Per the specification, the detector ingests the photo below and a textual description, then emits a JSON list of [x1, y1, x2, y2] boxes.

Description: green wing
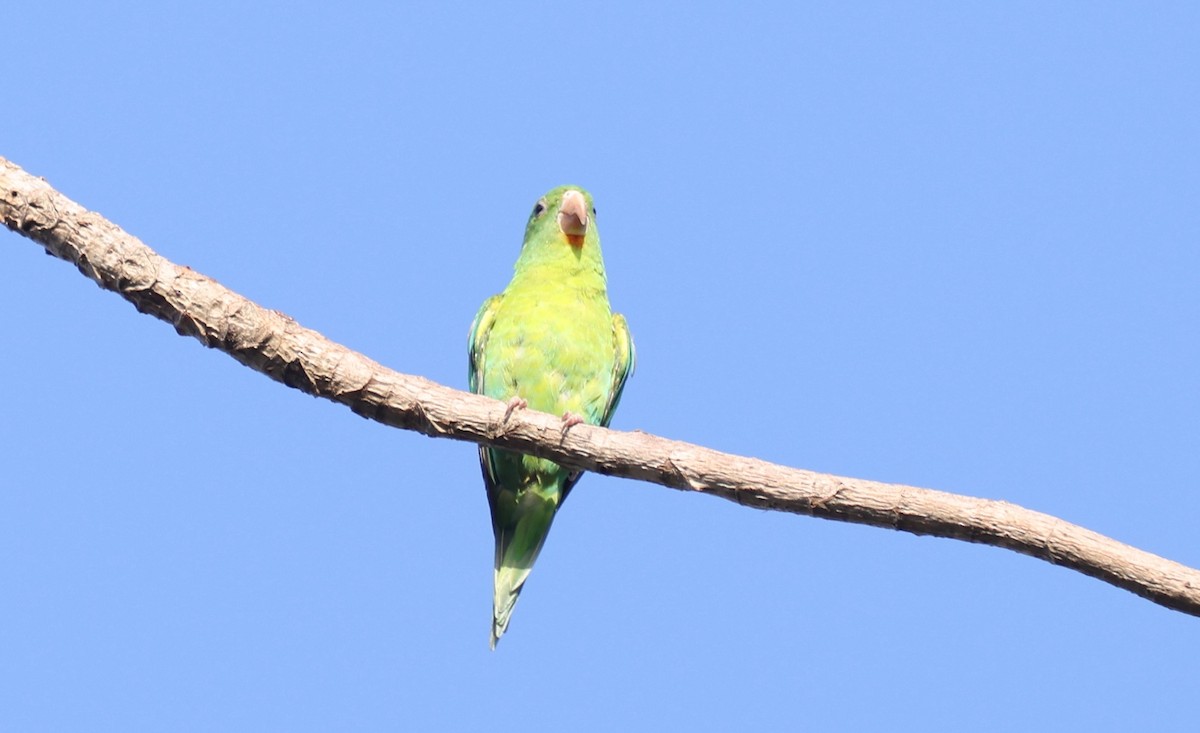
[[468, 294, 502, 396], [601, 312, 636, 428], [468, 294, 504, 494], [561, 312, 635, 500]]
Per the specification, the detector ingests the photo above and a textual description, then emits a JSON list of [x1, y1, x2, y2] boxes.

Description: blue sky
[[3, 3, 1198, 730]]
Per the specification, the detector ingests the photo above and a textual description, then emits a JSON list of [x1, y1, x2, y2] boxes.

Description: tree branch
[[3, 155, 1197, 617]]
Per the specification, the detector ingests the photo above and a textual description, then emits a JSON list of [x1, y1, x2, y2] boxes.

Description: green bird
[[468, 186, 635, 648]]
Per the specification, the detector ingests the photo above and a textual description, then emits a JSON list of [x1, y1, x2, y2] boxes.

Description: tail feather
[[489, 488, 559, 649], [491, 563, 533, 649]]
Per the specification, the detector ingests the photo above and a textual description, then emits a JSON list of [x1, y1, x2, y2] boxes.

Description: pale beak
[[557, 190, 589, 237]]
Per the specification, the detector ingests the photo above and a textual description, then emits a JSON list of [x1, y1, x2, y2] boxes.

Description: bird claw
[[559, 411, 585, 437], [503, 396, 528, 423]]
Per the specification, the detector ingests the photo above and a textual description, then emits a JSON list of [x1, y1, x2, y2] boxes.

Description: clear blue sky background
[[3, 3, 1198, 730]]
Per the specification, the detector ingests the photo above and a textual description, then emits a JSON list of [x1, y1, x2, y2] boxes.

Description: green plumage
[[468, 186, 634, 648]]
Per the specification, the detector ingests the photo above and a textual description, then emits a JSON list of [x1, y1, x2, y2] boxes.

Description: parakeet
[[468, 186, 635, 649]]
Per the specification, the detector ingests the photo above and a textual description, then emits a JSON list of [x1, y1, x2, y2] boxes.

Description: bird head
[[524, 185, 597, 250]]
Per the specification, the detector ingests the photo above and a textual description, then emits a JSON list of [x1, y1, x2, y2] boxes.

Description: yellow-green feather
[[468, 186, 634, 648]]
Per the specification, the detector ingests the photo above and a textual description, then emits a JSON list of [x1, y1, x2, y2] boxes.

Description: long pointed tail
[[491, 563, 533, 649], [490, 492, 559, 649]]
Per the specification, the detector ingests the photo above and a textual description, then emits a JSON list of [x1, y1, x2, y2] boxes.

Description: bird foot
[[503, 396, 528, 423], [559, 411, 585, 437]]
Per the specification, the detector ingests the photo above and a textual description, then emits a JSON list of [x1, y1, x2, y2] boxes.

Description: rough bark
[[3, 155, 1197, 616]]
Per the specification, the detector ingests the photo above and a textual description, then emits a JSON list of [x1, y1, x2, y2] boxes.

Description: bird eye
[[592, 206, 597, 217], [532, 200, 548, 218]]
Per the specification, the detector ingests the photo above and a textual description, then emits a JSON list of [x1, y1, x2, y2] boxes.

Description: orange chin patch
[[565, 234, 585, 248]]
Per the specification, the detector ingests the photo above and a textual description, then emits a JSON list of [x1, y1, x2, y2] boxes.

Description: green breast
[[482, 280, 615, 426]]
